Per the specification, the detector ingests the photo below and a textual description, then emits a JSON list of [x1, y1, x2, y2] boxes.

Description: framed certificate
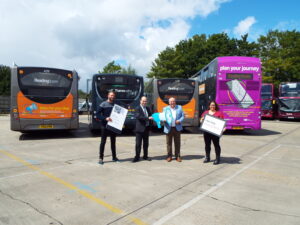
[[200, 114, 226, 137]]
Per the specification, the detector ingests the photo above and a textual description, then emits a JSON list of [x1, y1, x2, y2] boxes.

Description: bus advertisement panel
[[146, 79, 199, 127], [193, 56, 262, 130], [261, 83, 277, 119], [278, 82, 300, 119], [10, 66, 79, 131], [88, 74, 144, 131]]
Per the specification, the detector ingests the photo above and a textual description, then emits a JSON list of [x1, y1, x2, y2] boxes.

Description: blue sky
[[189, 0, 300, 40], [0, 0, 299, 91]]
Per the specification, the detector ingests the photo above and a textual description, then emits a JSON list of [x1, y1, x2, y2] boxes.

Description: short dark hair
[[207, 100, 219, 111], [107, 91, 116, 96]]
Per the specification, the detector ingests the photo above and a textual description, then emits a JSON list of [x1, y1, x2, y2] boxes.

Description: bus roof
[[92, 73, 143, 78], [216, 56, 261, 63], [14, 66, 74, 73], [279, 82, 300, 85]]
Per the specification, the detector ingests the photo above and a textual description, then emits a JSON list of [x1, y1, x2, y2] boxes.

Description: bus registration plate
[[232, 126, 244, 130], [39, 125, 54, 129]]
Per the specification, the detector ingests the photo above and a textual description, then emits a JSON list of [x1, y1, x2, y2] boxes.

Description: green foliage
[[99, 61, 137, 75], [0, 65, 11, 96], [147, 33, 260, 79], [120, 65, 137, 75], [99, 61, 122, 74], [78, 89, 87, 99], [147, 30, 300, 87], [258, 30, 300, 86]]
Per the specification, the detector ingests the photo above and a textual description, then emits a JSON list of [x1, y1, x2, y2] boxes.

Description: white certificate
[[106, 104, 128, 134], [200, 114, 226, 137]]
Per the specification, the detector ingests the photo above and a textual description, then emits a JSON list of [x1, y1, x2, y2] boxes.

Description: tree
[[0, 65, 10, 96], [99, 61, 137, 75], [120, 65, 137, 75], [258, 30, 300, 85], [147, 33, 260, 79], [147, 47, 179, 78], [78, 89, 87, 99], [99, 61, 122, 74], [235, 34, 259, 56]]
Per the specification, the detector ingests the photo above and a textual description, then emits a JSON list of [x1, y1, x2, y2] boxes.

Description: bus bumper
[[278, 112, 300, 119], [15, 118, 78, 131], [261, 110, 275, 119]]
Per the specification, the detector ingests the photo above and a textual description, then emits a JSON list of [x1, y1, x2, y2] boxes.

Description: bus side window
[[209, 65, 215, 78], [203, 67, 209, 81]]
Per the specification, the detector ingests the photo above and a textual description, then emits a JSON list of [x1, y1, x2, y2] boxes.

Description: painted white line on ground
[[152, 145, 281, 225]]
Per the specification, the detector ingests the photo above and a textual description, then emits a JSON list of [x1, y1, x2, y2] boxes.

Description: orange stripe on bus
[[17, 91, 74, 119]]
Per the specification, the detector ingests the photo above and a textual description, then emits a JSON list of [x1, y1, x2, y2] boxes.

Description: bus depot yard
[[0, 115, 300, 225]]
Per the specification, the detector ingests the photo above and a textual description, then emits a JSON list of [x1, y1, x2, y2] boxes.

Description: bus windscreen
[[280, 83, 300, 97], [261, 84, 272, 99], [18, 72, 72, 104], [96, 76, 141, 100], [158, 79, 195, 104]]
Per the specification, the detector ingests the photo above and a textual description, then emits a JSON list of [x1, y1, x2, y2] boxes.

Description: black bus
[[88, 74, 144, 132]]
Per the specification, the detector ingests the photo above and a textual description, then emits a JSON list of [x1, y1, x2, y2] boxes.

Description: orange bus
[[145, 78, 199, 127], [10, 66, 79, 132]]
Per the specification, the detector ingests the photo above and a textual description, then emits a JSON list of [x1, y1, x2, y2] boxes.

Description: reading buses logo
[[34, 78, 59, 84], [25, 103, 38, 114]]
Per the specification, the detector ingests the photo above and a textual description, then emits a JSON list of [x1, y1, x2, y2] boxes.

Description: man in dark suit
[[133, 96, 153, 162]]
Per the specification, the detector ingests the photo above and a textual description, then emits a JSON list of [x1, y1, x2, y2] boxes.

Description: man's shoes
[[113, 158, 120, 163], [166, 157, 172, 162], [98, 159, 104, 165], [203, 157, 210, 163], [213, 157, 220, 165], [132, 158, 139, 163], [176, 157, 182, 162], [143, 157, 152, 161]]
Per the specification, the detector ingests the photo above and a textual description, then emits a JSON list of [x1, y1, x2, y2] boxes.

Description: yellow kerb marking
[[0, 149, 147, 225]]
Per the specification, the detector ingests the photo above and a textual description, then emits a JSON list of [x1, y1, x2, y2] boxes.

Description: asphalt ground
[[0, 115, 299, 225]]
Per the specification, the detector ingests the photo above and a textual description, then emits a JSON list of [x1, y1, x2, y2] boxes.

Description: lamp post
[[86, 78, 92, 94]]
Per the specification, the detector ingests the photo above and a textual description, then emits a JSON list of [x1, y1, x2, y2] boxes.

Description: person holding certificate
[[200, 100, 224, 165], [163, 97, 185, 162], [97, 91, 119, 164], [133, 96, 153, 162]]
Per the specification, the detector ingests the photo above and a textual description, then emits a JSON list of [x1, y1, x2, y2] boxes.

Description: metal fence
[[0, 96, 10, 114]]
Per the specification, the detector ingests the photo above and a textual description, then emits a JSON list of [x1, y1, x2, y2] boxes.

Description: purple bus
[[192, 56, 262, 130]]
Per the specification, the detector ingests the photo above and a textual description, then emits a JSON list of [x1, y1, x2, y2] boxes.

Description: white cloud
[[0, 0, 230, 90], [274, 20, 300, 31], [233, 16, 257, 37]]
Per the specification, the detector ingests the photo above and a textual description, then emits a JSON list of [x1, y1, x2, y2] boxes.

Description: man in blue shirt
[[163, 97, 184, 162]]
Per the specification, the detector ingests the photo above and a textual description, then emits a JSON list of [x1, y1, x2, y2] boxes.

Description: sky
[[0, 0, 299, 91]]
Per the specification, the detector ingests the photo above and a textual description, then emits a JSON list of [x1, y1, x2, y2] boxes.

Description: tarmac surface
[[0, 115, 300, 225]]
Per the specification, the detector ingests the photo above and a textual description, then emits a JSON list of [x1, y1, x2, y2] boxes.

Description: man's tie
[[143, 107, 149, 126], [142, 107, 147, 116]]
